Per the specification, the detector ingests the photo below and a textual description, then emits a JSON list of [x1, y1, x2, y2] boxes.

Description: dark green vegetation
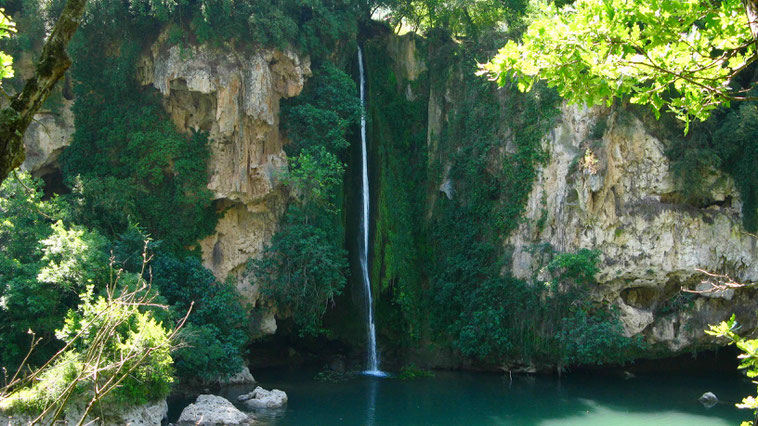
[[364, 35, 428, 345], [0, 173, 245, 390], [664, 96, 758, 232], [84, 0, 360, 57], [0, 175, 175, 419], [361, 28, 642, 369], [4, 1, 753, 419], [379, 0, 527, 37], [0, 0, 252, 393], [248, 63, 360, 337], [423, 44, 641, 367]]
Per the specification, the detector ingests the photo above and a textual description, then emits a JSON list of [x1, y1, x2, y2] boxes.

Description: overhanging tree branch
[[0, 0, 87, 184]]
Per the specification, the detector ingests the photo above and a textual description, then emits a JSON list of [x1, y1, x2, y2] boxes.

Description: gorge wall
[[506, 104, 758, 353], [19, 24, 758, 366], [138, 34, 312, 336]]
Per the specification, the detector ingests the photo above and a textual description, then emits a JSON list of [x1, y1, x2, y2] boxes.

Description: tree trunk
[[0, 0, 87, 184], [745, 0, 758, 40]]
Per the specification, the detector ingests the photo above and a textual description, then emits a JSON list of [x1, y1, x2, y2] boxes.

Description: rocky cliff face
[[139, 35, 311, 335], [13, 50, 75, 177], [506, 104, 758, 353], [21, 25, 757, 356], [19, 33, 309, 336]]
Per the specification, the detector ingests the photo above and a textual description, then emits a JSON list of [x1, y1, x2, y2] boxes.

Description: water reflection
[[244, 368, 753, 425], [366, 376, 379, 426]]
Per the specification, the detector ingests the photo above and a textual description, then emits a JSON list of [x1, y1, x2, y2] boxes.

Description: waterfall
[[358, 46, 384, 376]]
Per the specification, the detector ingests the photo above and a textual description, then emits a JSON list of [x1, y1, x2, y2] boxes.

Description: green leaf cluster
[[0, 174, 111, 370], [0, 8, 15, 84], [380, 0, 524, 38], [483, 0, 756, 129], [707, 315, 758, 425]]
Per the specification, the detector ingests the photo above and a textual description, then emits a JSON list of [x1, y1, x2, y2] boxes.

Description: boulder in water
[[238, 386, 288, 409], [177, 394, 250, 425], [698, 392, 718, 409]]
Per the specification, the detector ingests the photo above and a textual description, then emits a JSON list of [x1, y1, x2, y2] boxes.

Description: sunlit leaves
[[0, 8, 15, 84], [482, 0, 757, 129], [707, 314, 758, 422]]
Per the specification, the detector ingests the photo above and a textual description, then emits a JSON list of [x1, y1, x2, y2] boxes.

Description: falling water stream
[[357, 47, 384, 377]]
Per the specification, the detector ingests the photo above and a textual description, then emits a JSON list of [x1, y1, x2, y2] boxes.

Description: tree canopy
[[482, 0, 758, 129]]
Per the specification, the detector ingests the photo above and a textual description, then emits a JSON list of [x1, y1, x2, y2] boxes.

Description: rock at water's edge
[[238, 386, 288, 409], [177, 394, 250, 425], [698, 392, 718, 409]]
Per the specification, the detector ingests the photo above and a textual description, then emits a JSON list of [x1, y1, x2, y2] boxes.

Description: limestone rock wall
[[16, 34, 308, 336], [507, 104, 758, 353], [20, 98, 74, 176], [139, 37, 311, 335], [13, 49, 75, 177]]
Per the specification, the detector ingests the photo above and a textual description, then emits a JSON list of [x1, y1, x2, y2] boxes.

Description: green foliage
[[546, 249, 599, 286], [314, 366, 353, 383], [364, 38, 427, 343], [249, 63, 359, 337], [420, 39, 640, 368], [251, 211, 349, 337], [0, 173, 69, 368], [381, 0, 524, 38], [90, 0, 360, 57], [0, 8, 14, 84], [483, 0, 756, 128], [665, 94, 758, 231], [0, 173, 238, 390], [707, 315, 758, 425], [37, 221, 110, 291], [558, 307, 643, 366], [398, 363, 434, 380], [1, 283, 174, 417], [56, 287, 174, 405], [152, 255, 248, 383], [61, 31, 217, 253]]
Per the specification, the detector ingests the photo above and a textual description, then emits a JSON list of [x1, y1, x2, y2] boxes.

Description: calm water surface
[[177, 368, 755, 425]]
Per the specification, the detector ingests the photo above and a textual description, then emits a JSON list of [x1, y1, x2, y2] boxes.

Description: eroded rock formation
[[139, 35, 312, 335], [507, 104, 758, 352]]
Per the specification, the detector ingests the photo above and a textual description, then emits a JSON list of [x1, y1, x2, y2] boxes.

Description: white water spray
[[358, 47, 384, 376]]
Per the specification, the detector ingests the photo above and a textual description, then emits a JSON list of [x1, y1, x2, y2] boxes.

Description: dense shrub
[[0, 284, 174, 417], [0, 174, 67, 368], [152, 255, 249, 382]]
